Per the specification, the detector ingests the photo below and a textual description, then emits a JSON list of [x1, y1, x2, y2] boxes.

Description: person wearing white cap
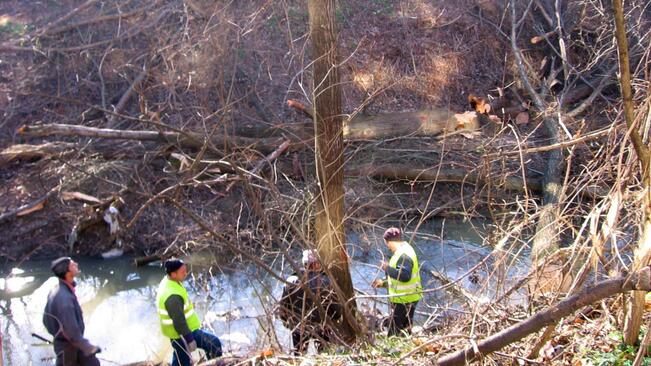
[[277, 249, 341, 354], [42, 257, 101, 366]]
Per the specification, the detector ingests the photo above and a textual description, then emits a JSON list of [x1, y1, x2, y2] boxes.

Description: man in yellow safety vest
[[372, 227, 422, 336], [156, 258, 223, 366]]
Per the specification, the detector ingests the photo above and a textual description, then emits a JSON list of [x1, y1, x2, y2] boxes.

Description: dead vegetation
[[1, 0, 651, 365]]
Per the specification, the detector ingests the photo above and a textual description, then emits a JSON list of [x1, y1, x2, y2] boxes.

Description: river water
[[0, 219, 527, 365]]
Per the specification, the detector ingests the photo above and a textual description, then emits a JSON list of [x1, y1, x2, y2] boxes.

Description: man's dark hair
[[164, 258, 184, 275], [51, 257, 72, 278], [383, 227, 402, 241]]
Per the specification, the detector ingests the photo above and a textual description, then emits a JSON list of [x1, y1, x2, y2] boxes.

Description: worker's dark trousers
[[387, 301, 417, 336], [171, 329, 222, 366], [53, 340, 100, 366]]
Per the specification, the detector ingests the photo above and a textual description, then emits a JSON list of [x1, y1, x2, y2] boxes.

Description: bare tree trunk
[[625, 186, 651, 344], [308, 0, 360, 341], [509, 0, 566, 296], [612, 0, 651, 346], [531, 117, 564, 272]]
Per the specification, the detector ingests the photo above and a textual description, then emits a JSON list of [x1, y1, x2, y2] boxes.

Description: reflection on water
[[1, 219, 528, 365]]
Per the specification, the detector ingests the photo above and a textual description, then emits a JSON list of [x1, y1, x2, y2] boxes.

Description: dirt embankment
[[0, 0, 614, 262]]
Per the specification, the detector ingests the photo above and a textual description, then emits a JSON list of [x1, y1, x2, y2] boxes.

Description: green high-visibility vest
[[387, 242, 422, 304], [156, 276, 201, 339]]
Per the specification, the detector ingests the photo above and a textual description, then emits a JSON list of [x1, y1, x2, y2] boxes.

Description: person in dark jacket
[[155, 258, 223, 366], [277, 249, 341, 354], [42, 257, 101, 366], [372, 227, 423, 336]]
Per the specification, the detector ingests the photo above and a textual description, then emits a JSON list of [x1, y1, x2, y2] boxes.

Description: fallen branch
[[107, 66, 150, 129], [0, 187, 59, 224], [224, 140, 291, 193], [132, 255, 161, 267], [251, 140, 291, 175], [41, 8, 146, 37], [485, 126, 615, 158], [0, 142, 75, 167], [18, 123, 299, 154], [36, 0, 100, 36], [434, 267, 651, 365], [287, 99, 314, 119]]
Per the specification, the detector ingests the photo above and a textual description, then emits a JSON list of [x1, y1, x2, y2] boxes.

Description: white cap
[[302, 249, 318, 266]]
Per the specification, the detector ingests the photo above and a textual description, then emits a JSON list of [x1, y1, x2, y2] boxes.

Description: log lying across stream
[[17, 108, 482, 152], [352, 163, 608, 198]]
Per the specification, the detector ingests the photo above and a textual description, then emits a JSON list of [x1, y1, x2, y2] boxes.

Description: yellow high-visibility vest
[[155, 276, 201, 339], [387, 243, 422, 303]]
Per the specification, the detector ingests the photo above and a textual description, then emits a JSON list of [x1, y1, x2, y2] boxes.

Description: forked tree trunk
[[308, 0, 359, 341]]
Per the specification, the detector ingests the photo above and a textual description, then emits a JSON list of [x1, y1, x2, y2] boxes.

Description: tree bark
[[434, 267, 651, 366], [308, 0, 360, 341], [344, 110, 479, 139], [531, 117, 564, 266]]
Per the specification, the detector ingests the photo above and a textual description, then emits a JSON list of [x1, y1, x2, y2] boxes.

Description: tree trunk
[[531, 117, 564, 272], [613, 0, 651, 345], [308, 0, 360, 341], [625, 180, 651, 344]]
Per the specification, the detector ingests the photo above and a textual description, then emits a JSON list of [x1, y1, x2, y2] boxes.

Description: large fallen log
[[344, 109, 479, 139], [18, 124, 299, 154], [286, 99, 482, 139], [353, 163, 608, 198], [19, 108, 481, 154], [236, 111, 481, 140], [352, 164, 542, 193]]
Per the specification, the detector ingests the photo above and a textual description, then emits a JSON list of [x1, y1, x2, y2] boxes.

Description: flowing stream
[[0, 219, 527, 365]]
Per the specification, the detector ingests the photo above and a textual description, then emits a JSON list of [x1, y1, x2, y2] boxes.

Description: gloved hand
[[182, 333, 197, 353]]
